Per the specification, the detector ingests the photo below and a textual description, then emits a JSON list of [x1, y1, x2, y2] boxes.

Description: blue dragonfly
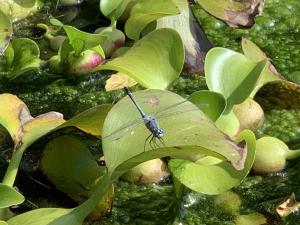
[[102, 88, 207, 150]]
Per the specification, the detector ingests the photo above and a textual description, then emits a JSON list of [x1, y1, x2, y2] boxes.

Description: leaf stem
[[2, 146, 25, 187], [74, 173, 113, 219], [286, 149, 300, 160]]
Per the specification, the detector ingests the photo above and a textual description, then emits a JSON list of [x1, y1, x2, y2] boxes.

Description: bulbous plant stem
[[286, 149, 300, 160], [73, 173, 113, 219], [2, 145, 25, 187]]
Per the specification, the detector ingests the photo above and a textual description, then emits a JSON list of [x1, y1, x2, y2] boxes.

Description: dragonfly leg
[[158, 137, 165, 147], [144, 133, 153, 151]]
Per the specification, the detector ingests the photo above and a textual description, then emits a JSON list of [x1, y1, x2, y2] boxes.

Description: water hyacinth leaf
[[0, 184, 24, 208], [7, 174, 113, 225], [215, 111, 240, 137], [58, 104, 112, 136], [40, 136, 113, 221], [0, 93, 29, 145], [188, 90, 226, 121], [157, 0, 212, 73], [195, 0, 264, 27], [205, 47, 267, 113], [1, 0, 42, 22], [61, 25, 106, 57], [4, 43, 14, 67], [7, 208, 80, 225], [0, 93, 65, 147], [168, 130, 256, 195], [21, 112, 65, 150], [0, 10, 12, 55], [103, 89, 247, 174], [10, 38, 40, 79], [95, 28, 184, 89], [125, 0, 180, 40], [100, 0, 133, 20], [241, 38, 283, 96]]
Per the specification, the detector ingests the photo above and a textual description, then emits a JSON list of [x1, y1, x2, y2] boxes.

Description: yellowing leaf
[[22, 112, 65, 149], [0, 94, 30, 145], [0, 93, 65, 148], [105, 72, 137, 91]]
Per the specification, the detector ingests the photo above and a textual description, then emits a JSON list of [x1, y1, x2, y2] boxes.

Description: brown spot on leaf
[[144, 96, 160, 107]]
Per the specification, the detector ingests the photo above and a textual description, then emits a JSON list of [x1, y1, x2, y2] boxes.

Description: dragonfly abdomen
[[144, 116, 164, 138]]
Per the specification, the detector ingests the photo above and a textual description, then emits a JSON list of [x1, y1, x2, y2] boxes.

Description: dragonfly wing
[[102, 117, 145, 141], [154, 99, 205, 120]]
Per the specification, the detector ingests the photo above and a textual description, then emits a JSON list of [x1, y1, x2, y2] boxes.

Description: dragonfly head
[[155, 128, 164, 138]]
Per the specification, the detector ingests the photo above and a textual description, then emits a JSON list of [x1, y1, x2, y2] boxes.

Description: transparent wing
[[102, 99, 204, 141]]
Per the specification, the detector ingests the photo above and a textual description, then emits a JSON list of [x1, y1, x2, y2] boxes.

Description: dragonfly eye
[[156, 129, 164, 138]]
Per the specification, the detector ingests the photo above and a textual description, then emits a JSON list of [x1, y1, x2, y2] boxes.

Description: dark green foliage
[[17, 78, 120, 118], [169, 75, 207, 97], [191, 0, 300, 77], [257, 109, 300, 145]]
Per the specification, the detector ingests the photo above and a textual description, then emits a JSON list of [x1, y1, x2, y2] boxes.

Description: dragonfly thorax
[[143, 116, 164, 138]]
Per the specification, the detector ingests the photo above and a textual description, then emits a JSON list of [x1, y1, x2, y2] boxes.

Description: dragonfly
[[102, 88, 207, 151], [123, 87, 165, 149]]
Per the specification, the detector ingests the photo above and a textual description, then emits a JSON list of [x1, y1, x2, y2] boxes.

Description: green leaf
[[62, 25, 106, 57], [0, 10, 12, 55], [157, 0, 209, 73], [215, 110, 240, 137], [40, 136, 113, 219], [205, 47, 267, 112], [102, 89, 248, 175], [95, 28, 184, 89], [168, 130, 256, 195], [241, 37, 282, 96], [125, 0, 180, 40], [9, 38, 40, 79], [0, 0, 42, 22], [188, 90, 226, 121], [50, 18, 64, 27], [100, 0, 133, 20], [0, 221, 8, 225], [4, 43, 14, 67], [0, 184, 24, 208], [58, 104, 112, 136], [7, 174, 113, 225], [7, 208, 80, 225]]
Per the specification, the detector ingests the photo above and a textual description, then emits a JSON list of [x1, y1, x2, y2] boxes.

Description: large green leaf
[[9, 38, 40, 79], [100, 0, 133, 20], [0, 221, 8, 225], [0, 184, 24, 208], [188, 90, 226, 121], [61, 25, 106, 57], [168, 130, 256, 194], [0, 10, 12, 55], [95, 28, 184, 89], [40, 136, 113, 220], [7, 174, 113, 225], [58, 104, 112, 136], [205, 47, 267, 113], [7, 208, 80, 225], [124, 0, 179, 40], [103, 89, 247, 174], [241, 37, 283, 96], [157, 0, 211, 73], [40, 136, 105, 198]]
